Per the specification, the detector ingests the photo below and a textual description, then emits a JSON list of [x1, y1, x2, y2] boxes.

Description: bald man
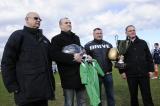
[[1, 12, 55, 106]]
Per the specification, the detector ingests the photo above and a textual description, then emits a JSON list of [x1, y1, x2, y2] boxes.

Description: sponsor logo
[[89, 44, 109, 50]]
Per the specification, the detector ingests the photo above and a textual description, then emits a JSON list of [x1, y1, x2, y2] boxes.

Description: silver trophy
[[108, 35, 130, 69], [115, 35, 130, 69]]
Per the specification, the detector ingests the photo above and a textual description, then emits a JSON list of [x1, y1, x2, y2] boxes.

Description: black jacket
[[119, 36, 154, 77], [51, 31, 84, 89], [1, 26, 55, 105], [84, 39, 113, 73]]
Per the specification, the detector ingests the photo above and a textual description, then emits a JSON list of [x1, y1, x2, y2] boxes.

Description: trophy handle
[[115, 34, 118, 47], [115, 35, 120, 54]]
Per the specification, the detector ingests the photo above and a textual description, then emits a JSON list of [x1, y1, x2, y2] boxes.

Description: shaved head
[[25, 12, 39, 20], [25, 12, 41, 29]]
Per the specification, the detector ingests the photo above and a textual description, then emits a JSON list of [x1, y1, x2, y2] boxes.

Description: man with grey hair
[[51, 17, 87, 106], [1, 12, 55, 106]]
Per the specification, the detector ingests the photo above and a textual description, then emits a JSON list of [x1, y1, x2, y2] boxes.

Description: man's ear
[[125, 32, 127, 35], [25, 17, 28, 21]]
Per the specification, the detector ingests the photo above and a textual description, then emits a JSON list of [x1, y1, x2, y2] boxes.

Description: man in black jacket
[[51, 17, 87, 106], [1, 12, 55, 106], [119, 25, 154, 106], [84, 28, 115, 106]]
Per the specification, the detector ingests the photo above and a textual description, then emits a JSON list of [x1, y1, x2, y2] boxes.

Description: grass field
[[0, 68, 160, 106]]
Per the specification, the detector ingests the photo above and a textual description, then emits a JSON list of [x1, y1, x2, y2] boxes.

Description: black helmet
[[62, 44, 83, 54]]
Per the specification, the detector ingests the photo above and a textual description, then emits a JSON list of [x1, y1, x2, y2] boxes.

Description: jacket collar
[[23, 26, 43, 41], [130, 36, 140, 43], [23, 26, 42, 35], [61, 31, 75, 37]]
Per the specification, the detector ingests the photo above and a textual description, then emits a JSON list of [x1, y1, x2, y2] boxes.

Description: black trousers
[[127, 76, 154, 106], [20, 100, 48, 106]]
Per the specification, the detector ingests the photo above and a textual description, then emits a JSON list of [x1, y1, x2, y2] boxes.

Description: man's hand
[[121, 73, 127, 79], [86, 55, 93, 61], [148, 72, 154, 78], [74, 53, 83, 63], [87, 55, 92, 59]]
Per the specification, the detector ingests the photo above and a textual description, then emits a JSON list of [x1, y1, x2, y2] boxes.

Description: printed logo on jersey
[[89, 44, 110, 50]]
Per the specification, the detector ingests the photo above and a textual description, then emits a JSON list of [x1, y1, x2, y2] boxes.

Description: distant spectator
[[52, 61, 58, 73], [151, 43, 160, 79]]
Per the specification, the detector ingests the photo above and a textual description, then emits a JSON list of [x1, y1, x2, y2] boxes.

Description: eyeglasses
[[64, 22, 71, 24], [27, 17, 42, 21], [33, 17, 42, 21]]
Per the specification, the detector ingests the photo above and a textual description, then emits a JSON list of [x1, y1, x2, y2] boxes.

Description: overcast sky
[[0, 0, 160, 57]]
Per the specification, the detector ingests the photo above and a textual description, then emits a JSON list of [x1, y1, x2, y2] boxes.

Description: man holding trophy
[[110, 25, 154, 106]]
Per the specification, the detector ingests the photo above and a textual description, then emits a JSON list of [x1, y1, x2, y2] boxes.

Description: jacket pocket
[[24, 71, 49, 99]]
